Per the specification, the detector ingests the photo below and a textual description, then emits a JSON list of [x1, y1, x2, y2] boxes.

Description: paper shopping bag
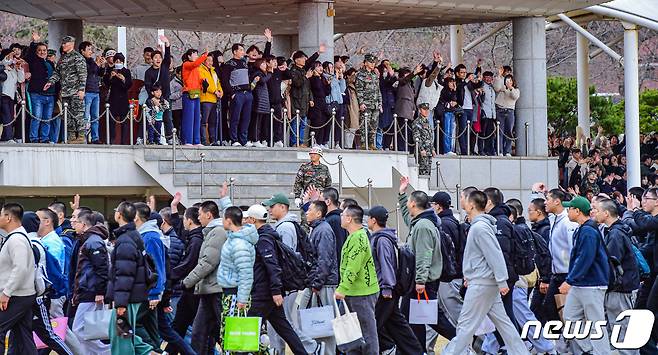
[[332, 299, 365, 352], [33, 317, 67, 349], [555, 294, 567, 321], [300, 295, 335, 338], [80, 306, 113, 340], [223, 312, 261, 352], [409, 291, 438, 325]]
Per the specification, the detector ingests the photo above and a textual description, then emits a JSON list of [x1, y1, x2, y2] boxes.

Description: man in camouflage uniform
[[44, 35, 87, 142], [293, 146, 332, 207], [413, 103, 435, 175], [355, 54, 382, 150]]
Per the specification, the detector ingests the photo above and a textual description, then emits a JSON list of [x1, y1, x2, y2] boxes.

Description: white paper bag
[[332, 299, 365, 352], [80, 307, 113, 340], [300, 304, 335, 338], [409, 297, 439, 325]]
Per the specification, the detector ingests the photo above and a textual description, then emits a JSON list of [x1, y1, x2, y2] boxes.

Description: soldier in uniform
[[44, 36, 87, 142], [413, 102, 435, 175], [355, 53, 382, 150], [293, 146, 332, 207]]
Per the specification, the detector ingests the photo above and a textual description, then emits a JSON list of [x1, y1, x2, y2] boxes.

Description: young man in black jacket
[[221, 43, 253, 146], [244, 205, 309, 355], [321, 187, 347, 272], [144, 36, 173, 143]]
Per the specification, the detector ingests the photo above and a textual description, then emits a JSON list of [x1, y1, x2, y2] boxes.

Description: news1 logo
[[521, 310, 655, 349]]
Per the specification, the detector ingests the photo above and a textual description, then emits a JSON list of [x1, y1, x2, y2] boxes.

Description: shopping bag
[[555, 294, 567, 321], [409, 291, 438, 325], [332, 299, 365, 352], [223, 310, 261, 352], [80, 306, 113, 340], [33, 317, 67, 349], [299, 294, 335, 338]]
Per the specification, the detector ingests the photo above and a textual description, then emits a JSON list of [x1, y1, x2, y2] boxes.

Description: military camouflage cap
[[364, 53, 377, 63], [309, 146, 323, 156], [61, 35, 76, 44], [418, 102, 430, 110]]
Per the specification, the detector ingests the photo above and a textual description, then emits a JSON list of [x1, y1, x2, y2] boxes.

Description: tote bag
[[332, 299, 365, 352], [299, 294, 335, 338], [409, 291, 438, 325], [223, 309, 261, 352], [80, 305, 113, 340]]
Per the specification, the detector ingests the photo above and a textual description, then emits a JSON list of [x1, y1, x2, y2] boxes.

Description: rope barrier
[[435, 122, 469, 140], [499, 129, 519, 141], [437, 164, 459, 193], [2, 106, 22, 127]]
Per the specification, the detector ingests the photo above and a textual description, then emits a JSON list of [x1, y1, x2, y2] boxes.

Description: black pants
[[479, 117, 497, 156], [136, 301, 161, 350], [543, 273, 567, 323], [638, 274, 658, 354], [191, 293, 221, 355], [395, 115, 411, 152], [165, 291, 199, 355], [249, 112, 270, 144], [248, 299, 306, 355], [220, 97, 230, 143], [309, 106, 330, 145], [270, 103, 284, 143], [0, 95, 15, 141], [172, 109, 182, 140], [156, 306, 196, 355], [375, 294, 423, 354], [30, 297, 72, 355], [0, 294, 37, 355], [530, 281, 547, 323], [334, 103, 346, 147], [400, 280, 456, 346]]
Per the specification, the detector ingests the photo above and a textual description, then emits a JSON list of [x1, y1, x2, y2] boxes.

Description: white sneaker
[[245, 141, 254, 147], [261, 140, 269, 147], [334, 144, 342, 149], [274, 141, 284, 148], [232, 142, 242, 147], [446, 151, 457, 156], [136, 137, 144, 145], [505, 153, 512, 157], [253, 141, 264, 148]]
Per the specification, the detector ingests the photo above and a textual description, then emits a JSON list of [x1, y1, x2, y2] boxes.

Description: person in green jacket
[[397, 176, 456, 346], [335, 205, 379, 355]]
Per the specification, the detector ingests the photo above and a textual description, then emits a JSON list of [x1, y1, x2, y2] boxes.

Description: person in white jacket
[[493, 67, 520, 156], [0, 53, 26, 142]]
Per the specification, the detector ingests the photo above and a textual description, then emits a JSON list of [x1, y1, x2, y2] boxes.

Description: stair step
[[174, 173, 295, 186], [187, 185, 293, 200], [160, 161, 303, 174], [144, 147, 302, 162]]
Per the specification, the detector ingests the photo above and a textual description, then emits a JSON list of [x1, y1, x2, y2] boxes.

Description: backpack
[[512, 227, 536, 276], [631, 243, 651, 278], [142, 250, 159, 291], [531, 231, 552, 279], [286, 221, 318, 273], [437, 228, 458, 282], [41, 246, 68, 299], [272, 238, 308, 292], [372, 233, 416, 296], [3, 232, 49, 296]]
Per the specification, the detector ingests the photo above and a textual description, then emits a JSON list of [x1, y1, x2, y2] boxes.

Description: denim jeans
[[29, 93, 54, 143], [289, 114, 307, 146], [84, 92, 100, 142], [442, 111, 455, 153], [497, 107, 515, 155]]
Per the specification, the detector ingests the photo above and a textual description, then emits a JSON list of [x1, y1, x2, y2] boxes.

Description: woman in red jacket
[[181, 49, 208, 145]]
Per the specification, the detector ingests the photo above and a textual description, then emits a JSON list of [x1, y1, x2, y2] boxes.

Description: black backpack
[[438, 227, 458, 282], [286, 221, 318, 273], [512, 227, 536, 276], [373, 234, 416, 296], [142, 251, 159, 290], [272, 238, 308, 292], [531, 231, 551, 279]]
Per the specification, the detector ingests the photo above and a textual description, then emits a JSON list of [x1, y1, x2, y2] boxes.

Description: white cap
[[246, 205, 268, 220]]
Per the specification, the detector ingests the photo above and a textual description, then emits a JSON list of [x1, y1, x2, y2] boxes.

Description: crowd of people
[[1, 143, 658, 355], [0, 29, 522, 157]]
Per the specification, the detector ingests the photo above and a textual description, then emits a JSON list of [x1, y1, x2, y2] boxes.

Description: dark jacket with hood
[[171, 226, 204, 292], [289, 52, 320, 117], [107, 223, 148, 307], [438, 208, 464, 279], [84, 56, 102, 93], [73, 225, 109, 304], [630, 210, 658, 272], [252, 224, 284, 302], [567, 219, 610, 287], [371, 228, 398, 297], [325, 208, 347, 272], [488, 204, 518, 285], [309, 219, 339, 290], [56, 219, 76, 298], [165, 227, 185, 297], [251, 70, 272, 114], [604, 220, 640, 293], [531, 217, 551, 244]]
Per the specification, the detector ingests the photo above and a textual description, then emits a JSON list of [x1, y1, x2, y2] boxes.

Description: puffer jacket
[[165, 228, 185, 296], [532, 217, 551, 243], [371, 227, 398, 297], [308, 219, 339, 290], [251, 71, 272, 114], [84, 56, 101, 93], [183, 219, 227, 295], [325, 208, 347, 274], [199, 64, 221, 104], [488, 204, 518, 286], [107, 223, 148, 307], [251, 224, 284, 302], [73, 225, 109, 304], [217, 224, 258, 303], [604, 220, 640, 293], [138, 220, 167, 300], [438, 209, 465, 279]]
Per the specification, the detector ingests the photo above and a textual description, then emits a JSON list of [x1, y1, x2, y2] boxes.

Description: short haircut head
[[78, 41, 93, 52], [530, 198, 547, 216], [37, 207, 59, 228], [184, 206, 201, 225], [246, 44, 260, 54], [410, 191, 431, 210], [344, 205, 364, 225], [454, 64, 466, 72], [547, 188, 568, 202], [2, 203, 24, 221], [645, 187, 658, 200], [597, 198, 619, 218], [77, 210, 95, 227], [629, 187, 645, 201], [224, 206, 243, 226], [116, 201, 136, 223], [143, 47, 154, 54], [92, 211, 105, 225], [200, 201, 220, 219], [48, 201, 67, 217], [462, 186, 478, 198], [468, 191, 488, 211], [134, 202, 151, 222], [310, 200, 328, 218], [483, 187, 504, 206], [231, 43, 244, 53], [151, 50, 162, 59], [506, 204, 518, 220], [322, 187, 339, 207], [505, 198, 523, 217], [342, 198, 359, 209], [159, 207, 173, 226]]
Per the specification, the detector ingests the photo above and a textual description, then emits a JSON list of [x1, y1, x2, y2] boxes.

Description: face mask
[[115, 63, 124, 70]]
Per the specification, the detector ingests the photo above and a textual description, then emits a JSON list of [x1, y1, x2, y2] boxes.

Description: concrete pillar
[[623, 22, 641, 188], [271, 34, 295, 58], [117, 26, 127, 62], [512, 17, 548, 156], [47, 19, 83, 51], [298, 2, 334, 62], [450, 25, 463, 65], [576, 32, 591, 138]]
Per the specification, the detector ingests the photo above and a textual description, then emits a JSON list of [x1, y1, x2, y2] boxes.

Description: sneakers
[[232, 142, 242, 147], [253, 141, 265, 148], [274, 141, 284, 148], [261, 140, 269, 147], [505, 153, 512, 157], [446, 151, 457, 156], [135, 137, 144, 145], [313, 341, 326, 355], [245, 141, 254, 147]]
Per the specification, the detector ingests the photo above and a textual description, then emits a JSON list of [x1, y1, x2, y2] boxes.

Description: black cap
[[431, 192, 451, 208], [366, 205, 388, 224]]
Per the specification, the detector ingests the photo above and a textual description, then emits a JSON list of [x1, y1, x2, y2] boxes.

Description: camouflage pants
[[62, 95, 84, 140], [419, 154, 431, 175], [358, 108, 379, 149]]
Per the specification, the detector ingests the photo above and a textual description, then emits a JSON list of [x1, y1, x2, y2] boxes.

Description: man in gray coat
[[442, 191, 529, 355]]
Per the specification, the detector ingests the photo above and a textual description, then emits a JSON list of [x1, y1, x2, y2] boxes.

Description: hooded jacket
[[217, 224, 258, 303], [629, 210, 658, 272], [604, 220, 640, 293], [488, 204, 518, 285], [182, 218, 226, 295], [308, 219, 339, 290], [165, 228, 185, 297], [171, 226, 203, 286], [274, 212, 301, 250], [73, 225, 109, 304], [399, 193, 443, 284], [107, 223, 148, 307], [566, 219, 609, 287], [531, 217, 551, 243], [251, 70, 272, 114], [325, 208, 347, 271], [252, 224, 283, 301], [549, 209, 579, 274], [138, 220, 167, 300], [463, 214, 509, 288], [371, 228, 398, 297], [438, 208, 465, 279]]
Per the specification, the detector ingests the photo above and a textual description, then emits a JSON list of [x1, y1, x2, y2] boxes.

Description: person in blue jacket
[[559, 196, 610, 355]]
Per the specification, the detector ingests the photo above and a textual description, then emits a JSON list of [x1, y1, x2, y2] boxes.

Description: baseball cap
[[104, 49, 117, 58], [562, 196, 591, 215], [366, 205, 388, 224], [61, 35, 75, 44], [309, 146, 323, 157], [262, 193, 290, 207], [246, 205, 268, 220], [431, 192, 451, 208], [364, 53, 377, 63]]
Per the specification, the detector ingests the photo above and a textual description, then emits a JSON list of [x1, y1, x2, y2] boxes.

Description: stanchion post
[[436, 161, 440, 189], [129, 104, 134, 146], [21, 100, 26, 143], [63, 102, 69, 144], [393, 114, 399, 151], [270, 108, 274, 147], [229, 177, 236, 201], [172, 128, 177, 172], [435, 120, 440, 156], [496, 121, 501, 156], [142, 104, 148, 145], [200, 152, 206, 197], [467, 121, 471, 156], [364, 112, 369, 150], [330, 108, 336, 149], [283, 109, 288, 148], [311, 131, 316, 147], [524, 122, 529, 157], [456, 183, 461, 219], [340, 116, 345, 149], [105, 103, 111, 145], [295, 110, 300, 147], [404, 118, 409, 152], [395, 203, 400, 238], [367, 178, 373, 209], [415, 138, 419, 165], [338, 155, 343, 195]]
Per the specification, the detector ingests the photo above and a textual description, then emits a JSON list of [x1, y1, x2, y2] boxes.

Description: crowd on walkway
[[0, 29, 521, 156], [1, 144, 658, 354]]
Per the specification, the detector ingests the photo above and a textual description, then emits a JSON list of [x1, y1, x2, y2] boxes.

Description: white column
[[117, 26, 127, 62], [623, 22, 641, 188], [512, 17, 548, 156], [576, 32, 591, 138], [298, 2, 334, 62], [47, 19, 83, 51], [271, 34, 294, 58], [450, 25, 463, 65]]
